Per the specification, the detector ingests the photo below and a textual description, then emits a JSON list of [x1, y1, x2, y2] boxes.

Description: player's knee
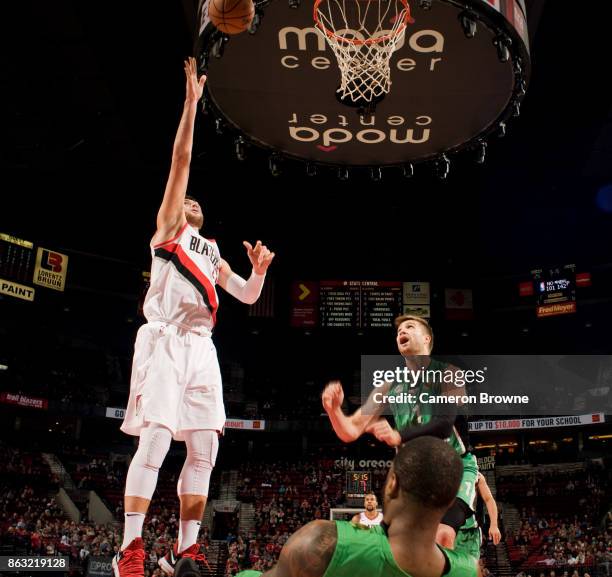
[[125, 425, 172, 499], [188, 429, 219, 467], [436, 524, 457, 549], [133, 425, 173, 471], [177, 467, 213, 497], [177, 430, 219, 496]]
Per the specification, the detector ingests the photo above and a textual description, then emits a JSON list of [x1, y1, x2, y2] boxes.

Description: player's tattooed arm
[[261, 520, 337, 577]]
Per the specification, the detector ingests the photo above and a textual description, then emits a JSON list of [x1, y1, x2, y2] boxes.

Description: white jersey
[[359, 511, 383, 527], [144, 223, 221, 332]]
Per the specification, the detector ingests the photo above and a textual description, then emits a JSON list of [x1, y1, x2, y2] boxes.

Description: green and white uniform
[[455, 467, 482, 561], [390, 359, 481, 558], [390, 359, 468, 455]]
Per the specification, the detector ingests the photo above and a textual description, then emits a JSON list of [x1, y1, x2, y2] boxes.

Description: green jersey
[[457, 453, 479, 530], [389, 358, 480, 533], [235, 521, 478, 577], [390, 358, 467, 456]]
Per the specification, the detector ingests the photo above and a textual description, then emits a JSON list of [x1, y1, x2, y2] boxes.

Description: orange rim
[[313, 0, 414, 46]]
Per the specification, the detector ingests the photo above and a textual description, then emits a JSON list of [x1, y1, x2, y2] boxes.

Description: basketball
[[208, 0, 255, 35]]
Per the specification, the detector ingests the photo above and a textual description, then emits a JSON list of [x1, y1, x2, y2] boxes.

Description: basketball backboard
[[195, 0, 530, 171]]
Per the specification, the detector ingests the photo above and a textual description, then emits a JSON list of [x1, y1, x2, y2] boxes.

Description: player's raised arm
[[154, 57, 206, 243], [322, 380, 389, 443], [217, 240, 275, 304]]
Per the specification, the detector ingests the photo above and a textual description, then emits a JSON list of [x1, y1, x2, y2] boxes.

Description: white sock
[[122, 512, 145, 550], [178, 520, 201, 553]]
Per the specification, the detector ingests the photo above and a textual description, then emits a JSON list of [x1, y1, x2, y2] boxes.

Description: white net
[[314, 0, 414, 103], [329, 508, 363, 521]]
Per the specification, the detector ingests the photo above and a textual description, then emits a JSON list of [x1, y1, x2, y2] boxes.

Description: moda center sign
[[196, 0, 529, 166]]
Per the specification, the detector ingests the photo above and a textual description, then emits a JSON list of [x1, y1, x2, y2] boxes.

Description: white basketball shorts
[[121, 321, 226, 440]]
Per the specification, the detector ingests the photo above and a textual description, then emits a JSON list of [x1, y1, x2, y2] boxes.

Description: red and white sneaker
[[159, 543, 211, 576], [158, 543, 179, 576], [112, 538, 145, 577]]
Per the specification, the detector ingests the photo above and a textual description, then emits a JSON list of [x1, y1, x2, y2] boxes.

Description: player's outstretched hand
[[367, 419, 402, 448], [322, 381, 344, 413], [184, 56, 206, 103], [243, 240, 275, 275]]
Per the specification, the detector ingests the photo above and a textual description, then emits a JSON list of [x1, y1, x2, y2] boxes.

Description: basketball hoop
[[198, 0, 532, 169], [313, 0, 415, 104]]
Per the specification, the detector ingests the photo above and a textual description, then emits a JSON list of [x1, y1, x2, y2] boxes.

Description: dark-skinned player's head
[[383, 436, 462, 524], [184, 195, 204, 229]]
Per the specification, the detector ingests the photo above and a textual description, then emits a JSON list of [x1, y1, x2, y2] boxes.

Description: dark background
[[2, 0, 612, 420], [2, 0, 611, 271]]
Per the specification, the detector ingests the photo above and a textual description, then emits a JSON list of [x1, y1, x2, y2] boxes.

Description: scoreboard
[[292, 280, 428, 329], [1, 233, 69, 301], [0, 233, 36, 301], [319, 281, 403, 328], [0, 233, 34, 284], [531, 264, 576, 318], [346, 471, 371, 499]]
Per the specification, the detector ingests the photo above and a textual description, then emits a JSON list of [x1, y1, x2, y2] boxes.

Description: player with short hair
[[322, 315, 479, 556], [351, 493, 383, 527], [112, 58, 274, 577]]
